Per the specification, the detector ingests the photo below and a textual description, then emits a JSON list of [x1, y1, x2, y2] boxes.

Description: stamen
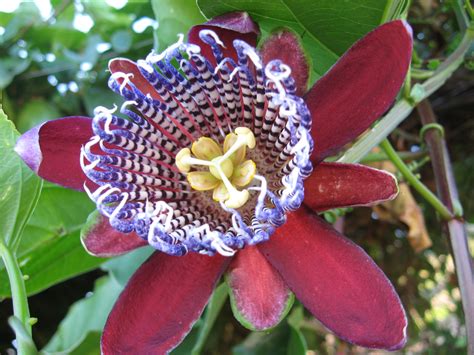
[[110, 72, 134, 94], [175, 127, 257, 209], [120, 100, 138, 112], [96, 186, 121, 206], [110, 192, 129, 221], [185, 43, 201, 58], [214, 58, 233, 75], [147, 33, 184, 63], [93, 104, 117, 117], [199, 30, 226, 48], [228, 66, 242, 82]]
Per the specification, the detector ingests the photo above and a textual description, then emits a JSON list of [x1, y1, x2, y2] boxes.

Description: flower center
[[175, 127, 257, 209], [80, 29, 314, 256]]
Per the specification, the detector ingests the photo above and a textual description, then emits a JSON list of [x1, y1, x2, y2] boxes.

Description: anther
[[110, 72, 134, 94], [199, 30, 226, 48], [175, 127, 257, 209]]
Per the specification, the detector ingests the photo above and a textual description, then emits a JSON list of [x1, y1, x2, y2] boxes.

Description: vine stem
[[379, 139, 453, 220], [0, 240, 37, 355], [417, 99, 474, 355]]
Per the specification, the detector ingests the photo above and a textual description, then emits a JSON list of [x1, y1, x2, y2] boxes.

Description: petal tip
[[81, 211, 147, 257], [385, 314, 408, 351], [261, 28, 310, 96], [15, 125, 43, 173], [108, 57, 134, 73], [400, 19, 413, 37], [206, 11, 260, 36], [388, 170, 400, 201]]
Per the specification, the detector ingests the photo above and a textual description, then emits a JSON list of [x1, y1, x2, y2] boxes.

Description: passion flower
[[15, 12, 413, 353]]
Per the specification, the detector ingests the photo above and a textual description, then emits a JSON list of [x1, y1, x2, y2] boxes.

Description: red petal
[[304, 162, 398, 212], [188, 12, 260, 65], [81, 211, 147, 257], [227, 246, 293, 330], [258, 208, 407, 350], [102, 252, 230, 353], [305, 20, 413, 161], [109, 58, 162, 101], [15, 116, 93, 191], [261, 29, 309, 96]]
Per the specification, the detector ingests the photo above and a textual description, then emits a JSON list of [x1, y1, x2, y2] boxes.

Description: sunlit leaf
[[43, 276, 122, 353], [16, 99, 61, 133], [151, 0, 205, 50], [111, 30, 133, 53], [197, 0, 405, 79], [16, 183, 95, 257], [0, 230, 106, 297], [0, 184, 99, 297], [0, 108, 42, 252]]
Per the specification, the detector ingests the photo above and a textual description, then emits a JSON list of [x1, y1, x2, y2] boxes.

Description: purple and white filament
[[80, 30, 313, 256]]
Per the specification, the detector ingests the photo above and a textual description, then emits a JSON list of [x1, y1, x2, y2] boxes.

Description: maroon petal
[[109, 58, 161, 100], [304, 162, 398, 212], [15, 116, 93, 191], [305, 20, 413, 162], [261, 29, 309, 96], [81, 211, 147, 257], [227, 246, 293, 330], [102, 252, 230, 353], [259, 207, 407, 350], [188, 12, 260, 65]]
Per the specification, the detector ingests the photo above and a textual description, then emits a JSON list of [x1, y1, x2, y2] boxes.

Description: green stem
[[380, 0, 396, 23], [379, 139, 453, 221], [191, 283, 228, 355], [465, 0, 474, 19], [0, 241, 37, 355], [417, 99, 474, 354], [403, 65, 412, 99], [360, 150, 427, 163], [8, 317, 38, 355], [411, 68, 434, 79]]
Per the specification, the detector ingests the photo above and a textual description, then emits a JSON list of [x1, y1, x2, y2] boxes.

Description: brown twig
[[417, 99, 474, 355]]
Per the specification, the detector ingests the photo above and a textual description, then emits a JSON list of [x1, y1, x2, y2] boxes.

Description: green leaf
[[16, 183, 95, 257], [0, 230, 107, 297], [197, 0, 403, 79], [16, 99, 61, 133], [287, 326, 307, 355], [0, 182, 104, 296], [0, 107, 42, 253], [43, 276, 122, 353], [101, 246, 153, 287], [190, 283, 228, 355], [286, 306, 307, 355], [151, 0, 205, 50], [381, 0, 410, 22], [67, 331, 102, 355], [0, 57, 31, 89], [0, 2, 40, 43], [111, 30, 133, 53], [83, 87, 123, 118], [232, 322, 292, 355], [232, 305, 307, 355]]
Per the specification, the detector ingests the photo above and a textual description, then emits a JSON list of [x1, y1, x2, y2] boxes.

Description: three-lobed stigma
[[175, 127, 257, 209]]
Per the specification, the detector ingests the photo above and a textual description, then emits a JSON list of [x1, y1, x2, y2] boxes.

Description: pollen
[[175, 127, 257, 209]]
